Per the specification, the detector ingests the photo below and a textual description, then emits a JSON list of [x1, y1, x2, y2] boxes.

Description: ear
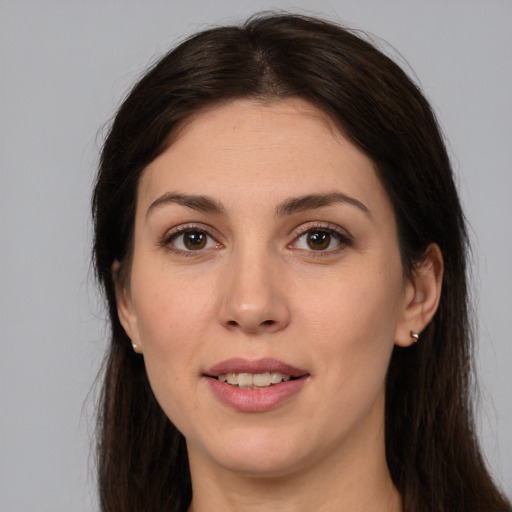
[[112, 260, 143, 353], [395, 243, 444, 347]]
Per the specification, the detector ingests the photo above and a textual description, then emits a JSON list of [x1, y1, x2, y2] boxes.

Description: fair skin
[[116, 98, 443, 512]]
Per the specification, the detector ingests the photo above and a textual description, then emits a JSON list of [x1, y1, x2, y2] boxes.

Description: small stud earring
[[410, 331, 419, 343], [132, 342, 139, 352]]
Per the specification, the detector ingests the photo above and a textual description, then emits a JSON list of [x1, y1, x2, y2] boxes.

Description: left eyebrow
[[275, 192, 372, 219]]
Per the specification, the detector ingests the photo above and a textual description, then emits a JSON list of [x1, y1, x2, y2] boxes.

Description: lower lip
[[205, 376, 308, 412]]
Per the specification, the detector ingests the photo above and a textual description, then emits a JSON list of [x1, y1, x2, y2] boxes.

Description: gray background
[[1, 1, 510, 510]]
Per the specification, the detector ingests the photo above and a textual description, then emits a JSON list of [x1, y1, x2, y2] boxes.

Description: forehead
[[137, 98, 390, 217]]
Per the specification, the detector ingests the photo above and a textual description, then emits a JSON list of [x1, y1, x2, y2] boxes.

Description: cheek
[[129, 266, 216, 415], [302, 261, 403, 344], [133, 293, 205, 431], [131, 259, 214, 348], [300, 261, 403, 394]]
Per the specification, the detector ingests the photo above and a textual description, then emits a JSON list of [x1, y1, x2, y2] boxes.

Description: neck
[[188, 464, 401, 512]]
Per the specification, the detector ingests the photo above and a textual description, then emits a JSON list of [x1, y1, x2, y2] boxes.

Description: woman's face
[[117, 98, 417, 478]]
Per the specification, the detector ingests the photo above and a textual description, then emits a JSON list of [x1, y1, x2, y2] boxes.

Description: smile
[[204, 358, 309, 412]]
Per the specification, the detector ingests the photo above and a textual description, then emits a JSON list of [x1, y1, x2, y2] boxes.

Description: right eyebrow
[[146, 193, 225, 218]]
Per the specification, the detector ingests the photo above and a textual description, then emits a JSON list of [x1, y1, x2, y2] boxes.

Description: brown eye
[[168, 229, 218, 252], [291, 227, 350, 253], [306, 231, 331, 250], [183, 231, 207, 250]]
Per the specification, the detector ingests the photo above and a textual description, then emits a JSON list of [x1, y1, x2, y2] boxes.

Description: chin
[[198, 426, 317, 478], [217, 451, 306, 479]]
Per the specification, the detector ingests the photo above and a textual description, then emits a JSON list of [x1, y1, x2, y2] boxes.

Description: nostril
[[224, 318, 276, 330]]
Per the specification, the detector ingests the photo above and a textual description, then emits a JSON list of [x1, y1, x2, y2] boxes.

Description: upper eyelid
[[289, 221, 352, 240], [162, 222, 221, 242]]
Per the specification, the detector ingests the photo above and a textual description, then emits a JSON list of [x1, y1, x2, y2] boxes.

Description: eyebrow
[[275, 192, 371, 219], [146, 191, 371, 219], [146, 193, 225, 218]]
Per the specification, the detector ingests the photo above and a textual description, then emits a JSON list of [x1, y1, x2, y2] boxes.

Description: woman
[[92, 13, 511, 512]]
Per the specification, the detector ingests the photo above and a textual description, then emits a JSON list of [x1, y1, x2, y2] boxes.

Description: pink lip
[[204, 358, 309, 413], [205, 357, 308, 378]]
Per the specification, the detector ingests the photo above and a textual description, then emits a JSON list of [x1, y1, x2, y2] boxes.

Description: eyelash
[[159, 222, 352, 256]]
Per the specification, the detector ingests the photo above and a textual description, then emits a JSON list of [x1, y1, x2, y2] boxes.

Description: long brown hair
[[92, 13, 511, 512]]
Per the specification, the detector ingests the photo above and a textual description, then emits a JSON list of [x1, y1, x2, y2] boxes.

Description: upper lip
[[205, 358, 308, 378]]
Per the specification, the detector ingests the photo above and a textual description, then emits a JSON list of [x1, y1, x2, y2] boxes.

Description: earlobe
[[112, 260, 142, 353], [395, 243, 444, 347]]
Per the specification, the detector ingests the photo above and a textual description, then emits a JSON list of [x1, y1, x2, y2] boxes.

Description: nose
[[218, 248, 291, 335]]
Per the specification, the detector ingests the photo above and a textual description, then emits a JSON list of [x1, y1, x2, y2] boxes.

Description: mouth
[[204, 358, 309, 390], [204, 359, 309, 412]]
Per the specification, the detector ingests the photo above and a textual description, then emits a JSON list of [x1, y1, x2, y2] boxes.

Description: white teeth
[[237, 373, 253, 388], [226, 373, 238, 385], [253, 372, 271, 387], [270, 372, 283, 384], [216, 372, 293, 388]]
